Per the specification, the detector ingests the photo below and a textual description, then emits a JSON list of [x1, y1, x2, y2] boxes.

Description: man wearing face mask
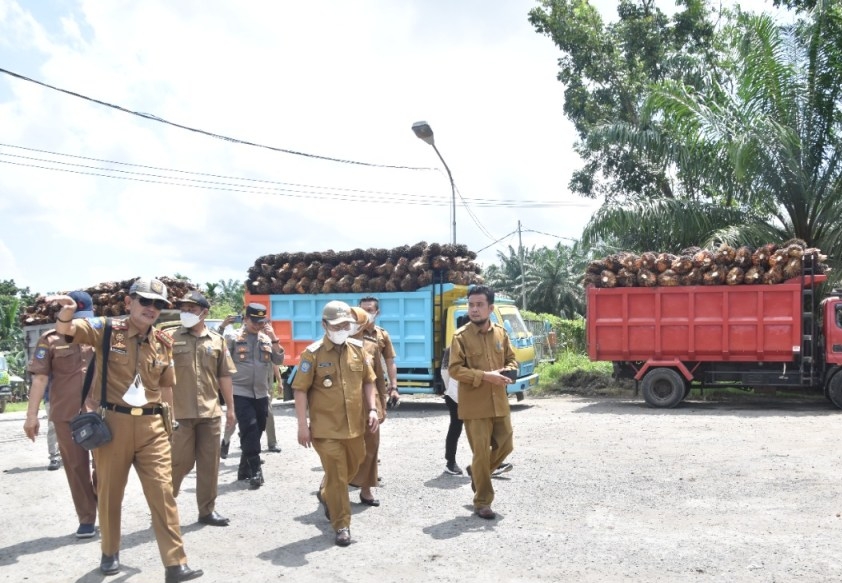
[[169, 291, 237, 527], [347, 306, 387, 507], [225, 303, 284, 489], [51, 278, 204, 583], [292, 301, 380, 547], [358, 297, 399, 407]]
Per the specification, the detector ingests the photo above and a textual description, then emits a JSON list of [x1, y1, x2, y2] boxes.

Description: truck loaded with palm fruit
[[243, 242, 539, 398], [584, 240, 842, 408]]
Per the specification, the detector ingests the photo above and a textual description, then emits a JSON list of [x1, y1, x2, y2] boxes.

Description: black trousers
[[234, 395, 269, 458], [444, 395, 464, 464]]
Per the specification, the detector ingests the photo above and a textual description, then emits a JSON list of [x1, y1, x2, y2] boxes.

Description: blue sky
[[0, 0, 782, 294]]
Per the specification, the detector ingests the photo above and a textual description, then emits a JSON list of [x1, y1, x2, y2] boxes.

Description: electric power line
[[0, 66, 430, 171], [0, 143, 593, 208]]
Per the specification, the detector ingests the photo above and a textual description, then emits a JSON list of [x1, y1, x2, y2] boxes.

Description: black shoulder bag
[[70, 319, 113, 451]]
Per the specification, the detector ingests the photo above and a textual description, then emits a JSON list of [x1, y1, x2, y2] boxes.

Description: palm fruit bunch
[[20, 276, 198, 325], [246, 241, 484, 295], [582, 239, 829, 289]]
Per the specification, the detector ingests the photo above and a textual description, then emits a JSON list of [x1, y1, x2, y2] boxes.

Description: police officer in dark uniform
[[52, 279, 203, 583], [225, 303, 284, 489]]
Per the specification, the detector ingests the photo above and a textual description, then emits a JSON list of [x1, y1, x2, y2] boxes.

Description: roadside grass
[[531, 352, 633, 397], [3, 401, 30, 413], [530, 355, 829, 403]]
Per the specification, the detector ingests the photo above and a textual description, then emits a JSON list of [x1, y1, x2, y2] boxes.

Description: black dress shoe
[[220, 440, 230, 459], [335, 528, 351, 546], [359, 494, 380, 507], [198, 511, 230, 526], [100, 552, 119, 575], [165, 564, 204, 583]]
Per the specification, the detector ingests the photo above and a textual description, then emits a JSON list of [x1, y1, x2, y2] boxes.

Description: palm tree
[[523, 242, 588, 317], [582, 9, 842, 273], [483, 245, 529, 301]]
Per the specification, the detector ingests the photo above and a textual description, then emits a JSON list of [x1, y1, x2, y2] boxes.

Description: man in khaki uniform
[[293, 300, 380, 547], [448, 285, 517, 520], [24, 290, 97, 538], [170, 291, 237, 527], [348, 306, 388, 506], [358, 296, 400, 406], [52, 278, 203, 583]]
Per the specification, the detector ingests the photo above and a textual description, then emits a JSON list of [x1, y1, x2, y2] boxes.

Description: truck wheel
[[641, 368, 685, 408], [0, 398, 5, 414], [515, 391, 524, 402], [826, 373, 842, 409]]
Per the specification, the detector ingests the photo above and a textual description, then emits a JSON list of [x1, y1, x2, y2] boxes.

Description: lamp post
[[411, 120, 456, 245]]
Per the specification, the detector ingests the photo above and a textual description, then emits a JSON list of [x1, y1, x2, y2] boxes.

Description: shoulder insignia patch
[[34, 347, 47, 360], [300, 360, 312, 373], [154, 329, 173, 347]]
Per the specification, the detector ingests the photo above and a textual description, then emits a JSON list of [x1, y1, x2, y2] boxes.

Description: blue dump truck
[[245, 282, 539, 399]]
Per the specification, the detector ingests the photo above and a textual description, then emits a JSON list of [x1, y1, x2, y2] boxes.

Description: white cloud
[[3, 0, 780, 293]]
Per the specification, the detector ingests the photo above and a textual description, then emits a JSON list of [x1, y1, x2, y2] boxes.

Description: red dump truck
[[587, 258, 842, 408]]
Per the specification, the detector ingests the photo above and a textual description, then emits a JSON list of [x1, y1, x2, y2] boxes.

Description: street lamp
[[411, 121, 456, 245]]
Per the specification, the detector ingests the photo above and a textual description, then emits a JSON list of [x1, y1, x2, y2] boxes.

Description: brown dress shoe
[[475, 506, 496, 520]]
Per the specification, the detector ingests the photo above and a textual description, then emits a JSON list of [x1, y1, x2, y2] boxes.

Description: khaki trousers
[[313, 436, 365, 531], [53, 418, 97, 524], [171, 416, 222, 517], [463, 415, 514, 508], [350, 428, 379, 488], [92, 411, 187, 567], [264, 406, 276, 447]]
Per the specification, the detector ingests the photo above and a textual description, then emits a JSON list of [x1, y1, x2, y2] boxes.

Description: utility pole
[[518, 220, 526, 311]]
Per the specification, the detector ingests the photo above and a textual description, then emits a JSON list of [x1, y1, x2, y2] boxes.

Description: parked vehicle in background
[[245, 281, 539, 400], [586, 255, 842, 408]]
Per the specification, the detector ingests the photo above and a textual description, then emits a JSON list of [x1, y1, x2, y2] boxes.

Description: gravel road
[[2, 394, 842, 582]]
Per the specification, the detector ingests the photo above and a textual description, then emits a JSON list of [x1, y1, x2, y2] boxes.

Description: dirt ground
[[2, 393, 842, 583]]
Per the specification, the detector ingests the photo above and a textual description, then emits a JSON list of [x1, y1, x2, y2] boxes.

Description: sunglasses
[[135, 296, 169, 310]]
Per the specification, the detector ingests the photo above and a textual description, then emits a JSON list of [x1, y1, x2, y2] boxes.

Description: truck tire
[[826, 372, 842, 409], [641, 368, 685, 408], [0, 398, 5, 414]]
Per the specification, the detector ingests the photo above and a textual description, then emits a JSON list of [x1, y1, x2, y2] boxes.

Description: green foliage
[[213, 279, 245, 312], [485, 242, 588, 317], [531, 351, 615, 396], [522, 310, 587, 354], [571, 5, 842, 278], [0, 280, 32, 378], [529, 0, 721, 201]]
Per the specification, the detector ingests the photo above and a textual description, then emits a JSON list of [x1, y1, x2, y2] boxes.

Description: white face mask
[[180, 312, 201, 328], [123, 374, 148, 407], [327, 329, 351, 345], [349, 323, 361, 336]]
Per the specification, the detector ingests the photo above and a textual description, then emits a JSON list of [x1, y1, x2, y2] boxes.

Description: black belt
[[103, 403, 163, 416]]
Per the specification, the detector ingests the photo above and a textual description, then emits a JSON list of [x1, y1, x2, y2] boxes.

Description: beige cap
[[129, 277, 171, 306], [322, 300, 355, 325]]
